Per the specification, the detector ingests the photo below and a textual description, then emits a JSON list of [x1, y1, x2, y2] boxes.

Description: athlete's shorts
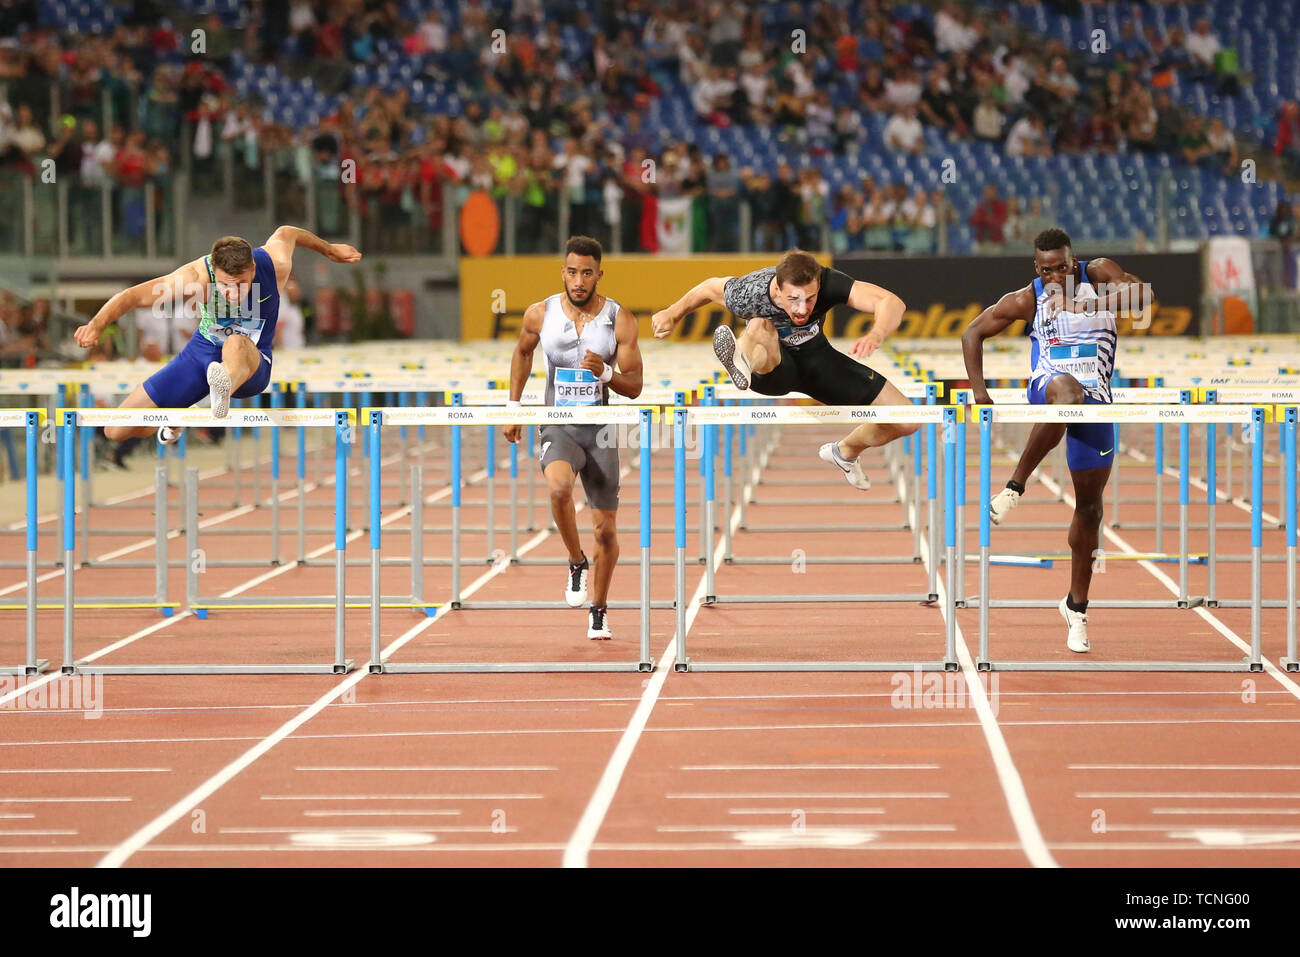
[[538, 424, 620, 512], [1028, 374, 1115, 472], [143, 338, 273, 408], [749, 333, 888, 405]]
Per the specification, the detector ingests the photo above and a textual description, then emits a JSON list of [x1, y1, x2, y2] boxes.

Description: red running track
[[0, 421, 1297, 867]]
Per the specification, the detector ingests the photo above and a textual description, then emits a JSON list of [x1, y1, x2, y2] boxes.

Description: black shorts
[[749, 334, 888, 405]]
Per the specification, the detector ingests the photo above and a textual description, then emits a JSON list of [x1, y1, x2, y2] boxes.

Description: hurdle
[[673, 403, 955, 672], [366, 404, 658, 673], [708, 381, 932, 576], [1281, 405, 1298, 672], [0, 410, 49, 676], [60, 406, 355, 675], [971, 403, 1276, 672]]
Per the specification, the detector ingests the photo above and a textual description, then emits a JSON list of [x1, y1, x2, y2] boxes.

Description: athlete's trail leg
[[839, 378, 920, 457], [545, 461, 585, 564], [589, 508, 618, 606], [1067, 463, 1110, 603], [1007, 374, 1084, 487], [104, 384, 172, 442]]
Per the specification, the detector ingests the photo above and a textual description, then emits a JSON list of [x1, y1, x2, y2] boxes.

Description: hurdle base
[[706, 593, 936, 604], [679, 659, 956, 672], [0, 659, 49, 676], [977, 659, 1259, 672], [1282, 658, 1299, 673], [453, 599, 673, 610], [376, 661, 651, 673], [68, 660, 355, 675]]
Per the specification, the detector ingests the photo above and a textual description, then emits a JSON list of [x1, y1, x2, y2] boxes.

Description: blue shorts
[[1028, 375, 1116, 472], [143, 338, 272, 408]]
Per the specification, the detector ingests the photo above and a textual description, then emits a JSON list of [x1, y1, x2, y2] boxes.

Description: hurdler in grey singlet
[[537, 293, 623, 511]]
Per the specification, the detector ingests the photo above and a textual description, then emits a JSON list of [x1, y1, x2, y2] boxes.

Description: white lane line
[[1038, 472, 1300, 703], [0, 830, 78, 836], [219, 826, 516, 835], [96, 461, 594, 868], [19, 715, 1276, 751], [667, 792, 949, 800], [1070, 764, 1300, 771], [302, 810, 462, 818], [1152, 808, 1300, 815], [919, 501, 1058, 869], [0, 796, 130, 803], [680, 764, 941, 771], [0, 767, 168, 774], [1078, 792, 1300, 799], [293, 766, 558, 773], [259, 794, 543, 801], [727, 808, 886, 815], [561, 460, 743, 869], [1, 687, 1288, 717], [657, 823, 956, 833], [0, 813, 35, 819]]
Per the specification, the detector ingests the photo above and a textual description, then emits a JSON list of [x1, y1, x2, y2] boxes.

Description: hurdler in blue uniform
[[75, 227, 361, 445], [961, 227, 1151, 656]]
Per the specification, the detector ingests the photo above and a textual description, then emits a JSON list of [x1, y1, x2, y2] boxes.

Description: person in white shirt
[[885, 67, 923, 108], [935, 2, 977, 55], [1006, 113, 1052, 157], [1185, 18, 1221, 68], [883, 104, 924, 154], [275, 275, 306, 351], [418, 11, 448, 54]]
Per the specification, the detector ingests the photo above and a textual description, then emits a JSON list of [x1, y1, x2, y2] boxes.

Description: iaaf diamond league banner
[[830, 251, 1203, 339]]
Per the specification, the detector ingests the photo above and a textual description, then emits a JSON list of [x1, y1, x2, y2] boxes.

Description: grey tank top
[[540, 293, 620, 405]]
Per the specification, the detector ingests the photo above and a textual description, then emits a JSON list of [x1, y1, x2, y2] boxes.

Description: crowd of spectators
[[0, 0, 1296, 258]]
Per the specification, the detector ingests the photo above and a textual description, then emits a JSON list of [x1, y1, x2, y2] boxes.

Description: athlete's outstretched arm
[[503, 302, 545, 444], [651, 276, 733, 338], [74, 258, 207, 349], [1081, 258, 1151, 316], [582, 306, 643, 400], [263, 225, 362, 285], [846, 281, 905, 357], [961, 286, 1036, 404]]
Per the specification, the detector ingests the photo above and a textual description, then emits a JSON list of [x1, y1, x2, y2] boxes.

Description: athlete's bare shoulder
[[999, 282, 1039, 318], [520, 300, 547, 333]]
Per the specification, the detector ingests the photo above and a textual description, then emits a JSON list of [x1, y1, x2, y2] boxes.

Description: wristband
[[506, 399, 520, 407], [598, 365, 613, 384]]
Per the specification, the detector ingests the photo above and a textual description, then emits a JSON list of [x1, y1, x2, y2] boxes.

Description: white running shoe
[[156, 426, 181, 446], [818, 442, 871, 490], [1059, 596, 1090, 653], [713, 324, 752, 391], [565, 556, 589, 607], [588, 604, 611, 640], [989, 487, 1020, 525], [207, 361, 233, 419]]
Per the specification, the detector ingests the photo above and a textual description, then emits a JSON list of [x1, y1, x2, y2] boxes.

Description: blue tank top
[[191, 246, 280, 350]]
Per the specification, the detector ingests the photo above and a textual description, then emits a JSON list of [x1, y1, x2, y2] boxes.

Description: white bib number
[[1048, 344, 1100, 389], [555, 367, 602, 406]]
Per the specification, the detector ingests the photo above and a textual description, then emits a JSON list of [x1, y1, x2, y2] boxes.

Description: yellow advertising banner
[[459, 254, 831, 341]]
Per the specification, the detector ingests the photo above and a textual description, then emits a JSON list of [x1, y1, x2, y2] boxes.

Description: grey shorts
[[538, 424, 620, 511]]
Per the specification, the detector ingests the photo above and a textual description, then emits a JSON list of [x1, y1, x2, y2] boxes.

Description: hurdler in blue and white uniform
[[75, 226, 361, 445], [505, 236, 644, 640], [961, 227, 1151, 655]]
